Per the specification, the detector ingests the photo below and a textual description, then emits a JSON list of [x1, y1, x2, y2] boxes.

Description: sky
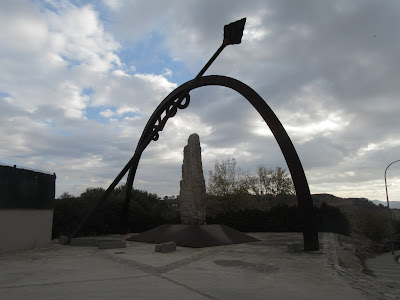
[[1, 0, 400, 203]]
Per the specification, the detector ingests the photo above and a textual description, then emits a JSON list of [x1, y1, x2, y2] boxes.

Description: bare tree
[[254, 166, 295, 196], [208, 158, 294, 197], [207, 157, 248, 196]]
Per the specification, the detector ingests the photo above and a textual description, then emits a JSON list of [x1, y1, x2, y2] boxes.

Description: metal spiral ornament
[[150, 93, 191, 142]]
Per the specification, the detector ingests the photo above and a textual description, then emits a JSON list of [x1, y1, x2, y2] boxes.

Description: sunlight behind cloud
[[356, 139, 400, 157], [251, 120, 273, 137], [243, 11, 271, 42], [60, 81, 90, 118], [286, 113, 348, 143]]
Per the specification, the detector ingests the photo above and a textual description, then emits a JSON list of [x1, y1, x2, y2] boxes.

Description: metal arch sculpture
[[71, 18, 319, 251], [122, 75, 319, 251]]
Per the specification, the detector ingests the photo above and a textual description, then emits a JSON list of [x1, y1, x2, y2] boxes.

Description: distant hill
[[311, 193, 400, 215], [370, 200, 400, 209]]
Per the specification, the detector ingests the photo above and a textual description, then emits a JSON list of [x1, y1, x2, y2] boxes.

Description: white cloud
[[133, 73, 177, 95], [112, 69, 130, 77], [100, 109, 114, 118], [2, 0, 400, 204], [116, 106, 137, 116], [163, 68, 172, 77], [46, 2, 121, 72], [243, 10, 271, 42], [0, 0, 179, 197], [59, 81, 90, 118]]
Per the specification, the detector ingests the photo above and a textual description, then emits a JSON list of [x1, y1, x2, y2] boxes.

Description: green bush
[[351, 206, 390, 242], [53, 187, 351, 238], [52, 185, 178, 238], [207, 203, 350, 235], [316, 202, 351, 236], [52, 193, 88, 238]]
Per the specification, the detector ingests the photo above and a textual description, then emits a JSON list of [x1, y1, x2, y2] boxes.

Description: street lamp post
[[384, 159, 400, 255]]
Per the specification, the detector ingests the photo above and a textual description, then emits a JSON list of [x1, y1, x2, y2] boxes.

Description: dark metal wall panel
[[0, 165, 56, 209]]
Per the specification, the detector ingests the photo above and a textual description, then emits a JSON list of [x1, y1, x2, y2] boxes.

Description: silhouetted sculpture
[[72, 18, 319, 251]]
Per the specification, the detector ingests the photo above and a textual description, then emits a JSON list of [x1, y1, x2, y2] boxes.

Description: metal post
[[384, 159, 400, 255]]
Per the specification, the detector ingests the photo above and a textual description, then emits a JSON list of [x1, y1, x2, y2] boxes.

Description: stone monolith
[[179, 133, 207, 225]]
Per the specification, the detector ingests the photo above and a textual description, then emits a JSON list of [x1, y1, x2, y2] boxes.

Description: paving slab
[[0, 232, 398, 299], [163, 233, 364, 300]]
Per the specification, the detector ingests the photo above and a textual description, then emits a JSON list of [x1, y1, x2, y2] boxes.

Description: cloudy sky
[[1, 0, 400, 203]]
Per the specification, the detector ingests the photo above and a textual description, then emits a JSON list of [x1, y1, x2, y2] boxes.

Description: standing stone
[[179, 133, 207, 225]]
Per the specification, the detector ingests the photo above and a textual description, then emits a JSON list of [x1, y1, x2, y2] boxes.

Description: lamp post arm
[[384, 159, 400, 255], [385, 159, 400, 208]]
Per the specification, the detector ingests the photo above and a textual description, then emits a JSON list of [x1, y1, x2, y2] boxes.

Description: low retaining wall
[[0, 209, 54, 253], [0, 165, 56, 253]]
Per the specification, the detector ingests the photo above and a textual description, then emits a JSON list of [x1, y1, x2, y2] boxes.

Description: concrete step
[[70, 238, 97, 246], [155, 241, 176, 253]]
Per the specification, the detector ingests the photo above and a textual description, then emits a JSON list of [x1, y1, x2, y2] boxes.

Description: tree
[[208, 158, 295, 197], [59, 192, 75, 199], [207, 158, 296, 215], [207, 157, 248, 196], [246, 166, 295, 196]]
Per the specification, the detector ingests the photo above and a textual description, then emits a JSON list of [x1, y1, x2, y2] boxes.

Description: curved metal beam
[[123, 75, 319, 251]]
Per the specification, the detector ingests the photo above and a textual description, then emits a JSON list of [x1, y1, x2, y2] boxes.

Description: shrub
[[207, 203, 349, 235], [52, 185, 178, 238], [316, 202, 351, 236], [351, 206, 390, 242]]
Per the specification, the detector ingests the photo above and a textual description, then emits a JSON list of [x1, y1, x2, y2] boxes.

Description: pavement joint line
[[371, 272, 400, 277], [368, 262, 400, 265], [369, 262, 399, 265], [98, 251, 160, 275], [0, 274, 153, 290], [159, 275, 218, 300], [368, 263, 400, 266], [367, 268, 400, 272], [368, 261, 400, 265], [98, 246, 226, 276], [160, 247, 226, 273], [372, 273, 400, 277], [96, 246, 224, 299]]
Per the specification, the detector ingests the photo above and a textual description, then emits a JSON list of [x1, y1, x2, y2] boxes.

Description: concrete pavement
[[366, 251, 400, 283], [0, 232, 398, 299]]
